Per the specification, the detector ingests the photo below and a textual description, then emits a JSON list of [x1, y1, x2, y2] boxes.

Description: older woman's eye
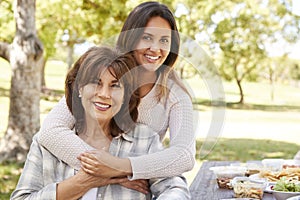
[[111, 82, 122, 88]]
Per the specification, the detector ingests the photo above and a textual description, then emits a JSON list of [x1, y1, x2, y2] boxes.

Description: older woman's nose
[[97, 86, 111, 99]]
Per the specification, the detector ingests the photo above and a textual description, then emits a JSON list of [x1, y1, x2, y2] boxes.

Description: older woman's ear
[[78, 88, 83, 98]]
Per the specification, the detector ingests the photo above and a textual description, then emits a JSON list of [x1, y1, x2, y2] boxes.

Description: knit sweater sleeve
[[38, 96, 94, 170], [129, 86, 196, 180]]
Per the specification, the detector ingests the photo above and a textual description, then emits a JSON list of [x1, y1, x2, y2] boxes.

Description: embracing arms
[[39, 90, 195, 180], [38, 97, 94, 170]]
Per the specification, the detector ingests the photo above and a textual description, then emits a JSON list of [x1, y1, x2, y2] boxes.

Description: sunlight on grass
[[0, 162, 22, 199], [197, 138, 300, 162], [44, 60, 68, 91]]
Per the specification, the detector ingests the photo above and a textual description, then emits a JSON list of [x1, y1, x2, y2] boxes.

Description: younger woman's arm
[[38, 96, 95, 169], [78, 91, 196, 180], [41, 88, 195, 179], [129, 90, 196, 179]]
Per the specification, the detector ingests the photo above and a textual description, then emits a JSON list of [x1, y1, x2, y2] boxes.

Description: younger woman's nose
[[149, 41, 160, 52]]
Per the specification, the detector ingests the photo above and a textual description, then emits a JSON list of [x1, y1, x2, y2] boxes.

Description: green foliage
[[0, 0, 15, 42], [34, 0, 132, 59], [173, 0, 300, 103], [290, 63, 300, 80]]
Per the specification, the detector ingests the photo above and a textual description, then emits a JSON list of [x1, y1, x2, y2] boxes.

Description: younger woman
[[39, 1, 195, 181]]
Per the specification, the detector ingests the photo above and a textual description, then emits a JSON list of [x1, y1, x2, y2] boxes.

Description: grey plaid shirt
[[11, 124, 190, 200]]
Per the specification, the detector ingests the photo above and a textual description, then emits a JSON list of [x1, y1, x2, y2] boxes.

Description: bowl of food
[[254, 167, 300, 184], [266, 177, 300, 200], [209, 166, 247, 189], [262, 159, 284, 171], [230, 162, 263, 176], [283, 160, 300, 169], [231, 176, 267, 200], [245, 162, 263, 176]]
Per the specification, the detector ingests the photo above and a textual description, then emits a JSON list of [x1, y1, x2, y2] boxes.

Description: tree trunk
[[269, 66, 274, 101], [41, 57, 46, 89], [67, 44, 74, 69], [0, 0, 43, 163], [236, 79, 244, 104]]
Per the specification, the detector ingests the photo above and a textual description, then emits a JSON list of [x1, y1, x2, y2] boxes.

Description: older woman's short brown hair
[[65, 46, 139, 137]]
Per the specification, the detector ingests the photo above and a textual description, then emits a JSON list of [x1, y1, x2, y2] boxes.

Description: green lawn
[[1, 57, 300, 198]]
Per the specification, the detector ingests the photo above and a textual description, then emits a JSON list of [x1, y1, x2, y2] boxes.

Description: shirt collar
[[114, 132, 134, 143]]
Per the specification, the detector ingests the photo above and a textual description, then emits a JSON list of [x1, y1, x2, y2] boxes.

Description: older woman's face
[[79, 68, 124, 124], [134, 16, 172, 72]]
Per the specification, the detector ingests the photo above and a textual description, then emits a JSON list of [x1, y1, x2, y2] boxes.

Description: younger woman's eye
[[142, 35, 152, 41], [160, 38, 169, 44]]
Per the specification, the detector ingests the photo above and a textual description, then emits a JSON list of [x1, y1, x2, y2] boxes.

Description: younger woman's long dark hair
[[116, 1, 190, 100]]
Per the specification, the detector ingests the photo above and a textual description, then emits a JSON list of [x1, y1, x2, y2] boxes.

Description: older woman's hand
[[57, 169, 129, 200], [77, 150, 132, 178], [78, 150, 150, 194]]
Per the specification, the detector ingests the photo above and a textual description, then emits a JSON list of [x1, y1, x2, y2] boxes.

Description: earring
[[79, 94, 82, 98]]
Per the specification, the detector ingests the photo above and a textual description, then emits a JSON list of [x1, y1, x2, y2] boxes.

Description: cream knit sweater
[[39, 77, 196, 180]]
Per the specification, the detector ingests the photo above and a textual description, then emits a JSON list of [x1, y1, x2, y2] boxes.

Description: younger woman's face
[[134, 16, 172, 72], [80, 68, 124, 124]]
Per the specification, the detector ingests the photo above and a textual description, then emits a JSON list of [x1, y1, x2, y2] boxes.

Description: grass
[[196, 139, 300, 161], [0, 162, 23, 200], [1, 57, 300, 198]]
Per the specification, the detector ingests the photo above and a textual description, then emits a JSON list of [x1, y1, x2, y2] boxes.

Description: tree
[[176, 0, 299, 104], [35, 0, 130, 88], [0, 0, 135, 163], [0, 0, 43, 162]]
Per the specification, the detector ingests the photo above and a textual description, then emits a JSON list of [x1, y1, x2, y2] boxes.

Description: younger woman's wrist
[[117, 158, 132, 176]]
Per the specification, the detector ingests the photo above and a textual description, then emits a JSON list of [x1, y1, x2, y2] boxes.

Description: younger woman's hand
[[78, 150, 131, 178]]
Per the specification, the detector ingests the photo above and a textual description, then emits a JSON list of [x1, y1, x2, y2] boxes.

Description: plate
[[265, 185, 300, 200], [287, 195, 300, 200], [265, 185, 275, 193]]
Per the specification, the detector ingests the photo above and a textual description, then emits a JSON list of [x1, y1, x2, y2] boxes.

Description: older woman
[[11, 46, 190, 200]]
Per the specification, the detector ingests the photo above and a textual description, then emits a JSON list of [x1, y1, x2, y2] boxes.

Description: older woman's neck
[[79, 121, 112, 150]]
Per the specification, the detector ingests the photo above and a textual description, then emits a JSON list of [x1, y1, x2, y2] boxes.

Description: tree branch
[[0, 41, 11, 62]]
